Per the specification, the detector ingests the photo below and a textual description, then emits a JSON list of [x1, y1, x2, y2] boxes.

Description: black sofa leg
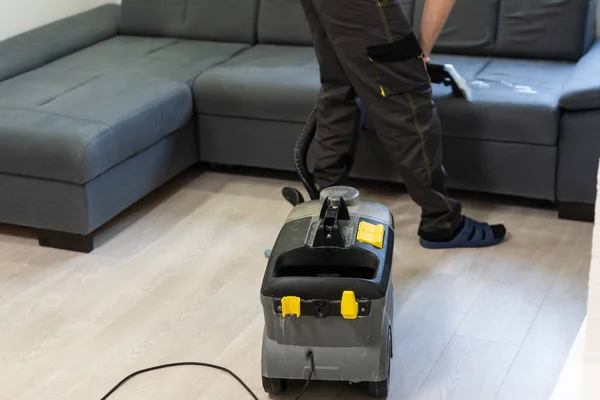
[[38, 229, 94, 253], [558, 202, 595, 223]]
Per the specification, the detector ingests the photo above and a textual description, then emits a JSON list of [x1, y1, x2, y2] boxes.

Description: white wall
[[0, 0, 120, 41]]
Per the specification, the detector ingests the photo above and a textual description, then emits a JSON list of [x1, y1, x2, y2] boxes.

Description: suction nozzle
[[427, 62, 472, 101]]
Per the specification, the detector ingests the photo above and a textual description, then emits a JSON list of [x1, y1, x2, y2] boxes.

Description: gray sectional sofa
[[0, 0, 598, 252]]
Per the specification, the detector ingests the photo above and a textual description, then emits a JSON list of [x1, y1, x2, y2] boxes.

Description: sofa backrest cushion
[[256, 0, 415, 45], [412, 0, 499, 56], [257, 0, 312, 45], [119, 0, 259, 43], [493, 0, 596, 61], [0, 5, 119, 83], [412, 0, 595, 61]]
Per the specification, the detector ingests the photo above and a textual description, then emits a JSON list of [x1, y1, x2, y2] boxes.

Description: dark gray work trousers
[[299, 0, 463, 236]]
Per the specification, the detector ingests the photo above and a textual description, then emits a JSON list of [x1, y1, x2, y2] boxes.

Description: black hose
[[293, 104, 320, 200]]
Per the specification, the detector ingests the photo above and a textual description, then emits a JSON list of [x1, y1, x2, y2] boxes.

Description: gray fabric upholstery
[[412, 0, 498, 55], [411, 0, 594, 60], [494, 0, 594, 61], [85, 122, 198, 233], [197, 115, 557, 201], [195, 48, 574, 146], [441, 137, 556, 201], [0, 4, 119, 82], [429, 55, 575, 146], [44, 35, 249, 87], [119, 0, 259, 43], [257, 0, 313, 45], [256, 0, 415, 46], [398, 0, 416, 24], [262, 0, 596, 60], [0, 174, 88, 235], [560, 40, 600, 111], [193, 45, 320, 122], [0, 124, 197, 235], [255, 0, 414, 46], [0, 69, 192, 183], [354, 130, 557, 201], [557, 110, 600, 204]]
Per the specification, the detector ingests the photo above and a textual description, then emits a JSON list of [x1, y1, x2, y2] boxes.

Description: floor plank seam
[[518, 263, 561, 349], [409, 283, 485, 400], [491, 264, 563, 400], [452, 334, 520, 349], [490, 343, 519, 400]]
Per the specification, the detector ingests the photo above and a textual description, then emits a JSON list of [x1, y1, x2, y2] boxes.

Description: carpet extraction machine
[[260, 186, 395, 398]]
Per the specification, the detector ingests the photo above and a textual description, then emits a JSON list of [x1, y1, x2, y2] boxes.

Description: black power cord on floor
[[99, 352, 316, 400]]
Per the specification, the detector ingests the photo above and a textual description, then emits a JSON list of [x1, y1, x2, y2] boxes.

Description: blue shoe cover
[[419, 217, 506, 249]]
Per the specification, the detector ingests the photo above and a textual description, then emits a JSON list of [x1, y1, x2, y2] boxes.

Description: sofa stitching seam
[[146, 39, 181, 55], [78, 88, 190, 182], [38, 75, 103, 107], [0, 107, 110, 126], [183, 0, 189, 26]]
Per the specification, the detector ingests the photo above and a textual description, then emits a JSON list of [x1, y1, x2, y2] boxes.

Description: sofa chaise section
[[0, 5, 196, 252], [0, 66, 196, 252], [43, 35, 250, 88], [0, 0, 264, 251]]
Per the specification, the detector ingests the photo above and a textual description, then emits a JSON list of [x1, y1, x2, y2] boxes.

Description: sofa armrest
[[0, 4, 120, 82], [559, 39, 600, 111]]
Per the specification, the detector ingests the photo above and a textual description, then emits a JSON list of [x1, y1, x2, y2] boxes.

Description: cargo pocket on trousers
[[366, 31, 431, 97]]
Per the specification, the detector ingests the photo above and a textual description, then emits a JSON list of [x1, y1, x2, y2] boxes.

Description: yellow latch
[[341, 291, 359, 319], [356, 221, 385, 249], [281, 296, 301, 317]]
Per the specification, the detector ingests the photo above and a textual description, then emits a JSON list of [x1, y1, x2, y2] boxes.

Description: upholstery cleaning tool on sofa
[[426, 62, 472, 100], [261, 185, 395, 398]]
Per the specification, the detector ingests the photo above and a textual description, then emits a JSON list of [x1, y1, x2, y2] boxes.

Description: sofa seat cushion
[[0, 68, 192, 184], [362, 54, 575, 146], [428, 54, 575, 146], [193, 45, 320, 123], [44, 35, 249, 87]]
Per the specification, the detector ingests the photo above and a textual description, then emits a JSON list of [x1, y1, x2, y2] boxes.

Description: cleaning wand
[[426, 63, 472, 100]]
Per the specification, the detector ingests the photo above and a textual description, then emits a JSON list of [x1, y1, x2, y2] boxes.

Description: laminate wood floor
[[0, 169, 591, 400]]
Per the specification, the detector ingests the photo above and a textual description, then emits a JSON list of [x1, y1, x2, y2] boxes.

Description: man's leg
[[314, 0, 505, 246], [299, 0, 362, 190]]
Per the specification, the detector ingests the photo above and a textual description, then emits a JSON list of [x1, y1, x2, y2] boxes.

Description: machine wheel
[[368, 326, 393, 398], [368, 379, 389, 398], [262, 376, 286, 395]]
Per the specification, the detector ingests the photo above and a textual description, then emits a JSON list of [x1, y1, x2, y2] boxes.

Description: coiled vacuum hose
[[293, 104, 320, 200]]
